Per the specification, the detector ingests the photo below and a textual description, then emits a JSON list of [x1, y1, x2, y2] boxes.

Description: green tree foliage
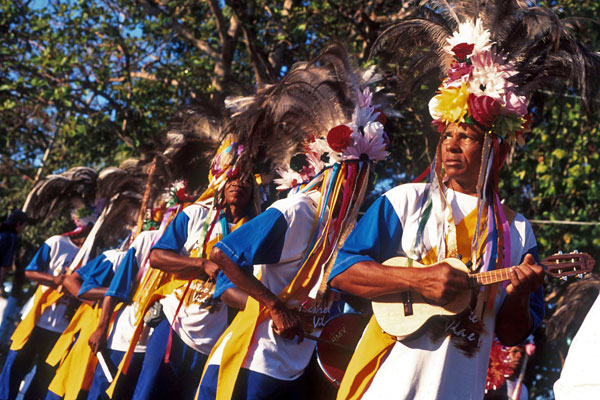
[[498, 2, 600, 398]]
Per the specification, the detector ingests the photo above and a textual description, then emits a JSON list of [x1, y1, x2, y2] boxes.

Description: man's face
[[223, 176, 252, 209], [507, 346, 526, 371], [440, 123, 484, 193], [15, 221, 26, 234]]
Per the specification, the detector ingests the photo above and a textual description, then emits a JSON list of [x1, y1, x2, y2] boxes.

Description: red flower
[[374, 108, 387, 125], [431, 119, 447, 133], [468, 94, 501, 127], [175, 187, 195, 203], [327, 125, 353, 152], [522, 114, 533, 132], [452, 43, 475, 61], [175, 187, 187, 202]]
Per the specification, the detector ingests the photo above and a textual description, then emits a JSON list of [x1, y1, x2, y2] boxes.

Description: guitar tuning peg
[[578, 274, 584, 279], [558, 251, 564, 255], [561, 276, 568, 281], [574, 249, 579, 254]]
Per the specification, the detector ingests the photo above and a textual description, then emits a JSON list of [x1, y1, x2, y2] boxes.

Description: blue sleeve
[[77, 254, 115, 297], [213, 208, 288, 272], [328, 196, 403, 286], [105, 248, 138, 301], [152, 212, 190, 253], [212, 270, 236, 299], [25, 242, 52, 273], [519, 246, 545, 331]]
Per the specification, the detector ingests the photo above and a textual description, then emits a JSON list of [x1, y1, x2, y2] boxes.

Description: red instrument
[[315, 313, 368, 387]]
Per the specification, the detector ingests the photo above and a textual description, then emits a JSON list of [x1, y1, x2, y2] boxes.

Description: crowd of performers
[[1, 1, 600, 399]]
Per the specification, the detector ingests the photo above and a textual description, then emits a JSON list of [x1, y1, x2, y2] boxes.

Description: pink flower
[[327, 125, 353, 152], [452, 43, 475, 61], [446, 61, 474, 86], [525, 343, 536, 356], [502, 91, 528, 117], [468, 94, 501, 127]]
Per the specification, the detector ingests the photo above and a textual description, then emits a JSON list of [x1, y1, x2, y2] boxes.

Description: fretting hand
[[506, 253, 544, 297]]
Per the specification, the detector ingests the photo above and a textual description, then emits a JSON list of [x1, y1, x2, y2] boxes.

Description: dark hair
[[0, 209, 28, 232]]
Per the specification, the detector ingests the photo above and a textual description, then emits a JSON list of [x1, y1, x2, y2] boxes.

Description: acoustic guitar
[[372, 252, 595, 339]]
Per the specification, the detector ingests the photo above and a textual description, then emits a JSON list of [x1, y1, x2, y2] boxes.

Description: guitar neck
[[469, 268, 515, 287], [469, 254, 591, 287]]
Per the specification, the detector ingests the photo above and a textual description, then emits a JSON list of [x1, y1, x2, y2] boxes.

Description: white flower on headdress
[[428, 96, 443, 120], [444, 19, 492, 55], [273, 168, 304, 191], [307, 139, 329, 170], [342, 121, 389, 161], [353, 88, 378, 127], [468, 50, 515, 100]]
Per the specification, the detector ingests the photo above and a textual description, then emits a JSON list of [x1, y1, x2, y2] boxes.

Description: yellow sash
[[46, 302, 123, 399], [106, 277, 186, 397], [107, 216, 246, 397], [46, 304, 101, 399], [337, 205, 484, 400], [10, 286, 64, 351]]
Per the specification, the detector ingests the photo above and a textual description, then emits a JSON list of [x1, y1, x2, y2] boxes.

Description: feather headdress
[[546, 274, 600, 343], [221, 44, 388, 182], [219, 44, 391, 303], [159, 104, 225, 194], [374, 0, 600, 141], [23, 161, 146, 242], [23, 166, 98, 221]]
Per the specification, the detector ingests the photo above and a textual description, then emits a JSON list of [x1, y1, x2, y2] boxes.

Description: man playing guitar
[[329, 122, 545, 400]]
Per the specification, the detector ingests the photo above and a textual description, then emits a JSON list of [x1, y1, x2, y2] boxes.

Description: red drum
[[316, 313, 368, 387]]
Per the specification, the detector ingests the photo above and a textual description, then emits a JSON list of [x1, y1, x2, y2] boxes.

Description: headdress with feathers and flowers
[[221, 43, 391, 302]]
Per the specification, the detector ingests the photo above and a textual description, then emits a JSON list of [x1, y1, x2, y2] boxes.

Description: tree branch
[[138, 0, 219, 59], [208, 0, 228, 44]]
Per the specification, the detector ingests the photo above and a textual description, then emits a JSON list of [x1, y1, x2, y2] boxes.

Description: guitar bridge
[[402, 292, 413, 316]]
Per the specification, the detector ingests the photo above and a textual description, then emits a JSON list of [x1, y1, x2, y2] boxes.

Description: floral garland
[[274, 87, 389, 191], [143, 180, 194, 231], [485, 340, 514, 391], [429, 19, 531, 145]]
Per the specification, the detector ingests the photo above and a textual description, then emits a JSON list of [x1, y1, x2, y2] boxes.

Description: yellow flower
[[431, 82, 470, 124]]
